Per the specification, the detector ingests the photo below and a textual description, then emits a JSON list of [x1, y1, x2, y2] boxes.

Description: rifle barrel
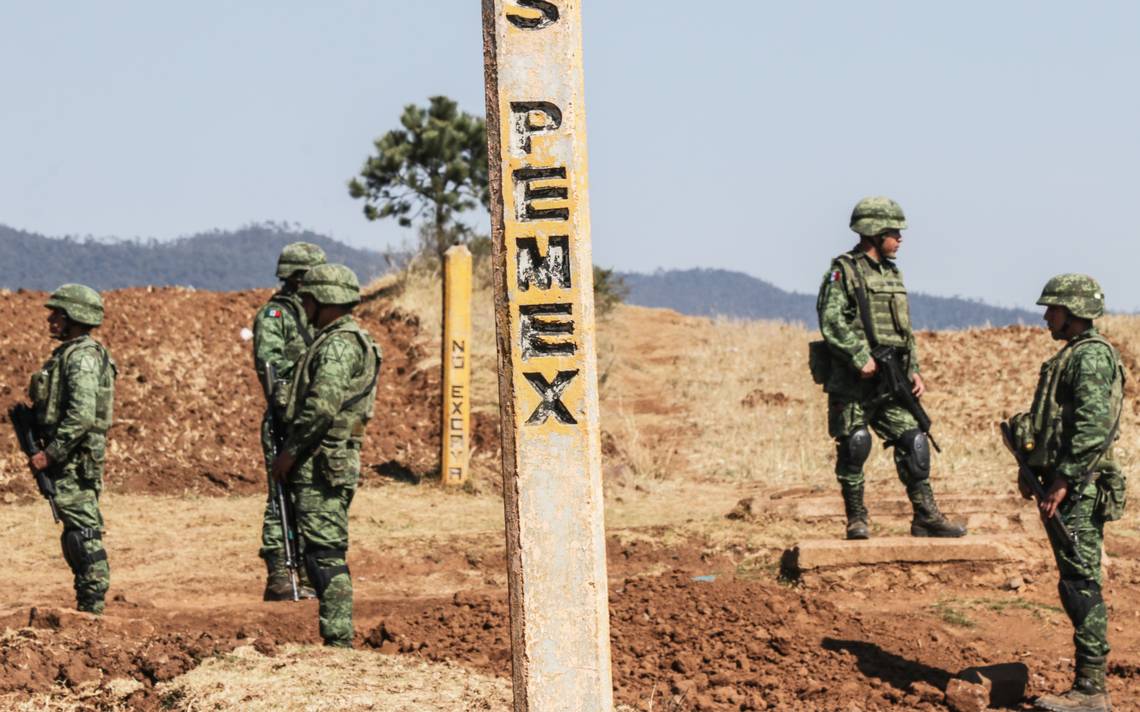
[[1000, 422, 1086, 567]]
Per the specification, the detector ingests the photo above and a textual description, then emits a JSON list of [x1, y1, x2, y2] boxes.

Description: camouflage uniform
[[29, 285, 117, 613], [282, 264, 381, 647], [1012, 275, 1126, 712], [252, 242, 325, 598], [813, 197, 965, 539]]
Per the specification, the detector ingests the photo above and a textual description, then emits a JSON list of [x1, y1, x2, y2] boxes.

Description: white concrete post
[[482, 1, 614, 710]]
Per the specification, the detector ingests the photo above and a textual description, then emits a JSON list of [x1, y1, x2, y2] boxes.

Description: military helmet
[[849, 196, 908, 237], [276, 242, 327, 279], [45, 284, 104, 326], [298, 263, 361, 306], [1036, 273, 1105, 320]]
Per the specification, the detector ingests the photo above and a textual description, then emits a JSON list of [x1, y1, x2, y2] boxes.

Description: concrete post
[[441, 244, 473, 487], [482, 1, 614, 710]]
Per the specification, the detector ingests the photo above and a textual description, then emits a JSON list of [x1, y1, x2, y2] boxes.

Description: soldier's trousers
[[1046, 481, 1109, 662], [53, 470, 110, 611], [828, 394, 921, 488], [294, 478, 356, 647]]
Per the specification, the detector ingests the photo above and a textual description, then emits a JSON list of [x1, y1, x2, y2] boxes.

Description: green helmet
[[1036, 273, 1105, 320], [298, 263, 361, 306], [849, 196, 908, 237], [45, 284, 104, 326], [276, 242, 327, 279]]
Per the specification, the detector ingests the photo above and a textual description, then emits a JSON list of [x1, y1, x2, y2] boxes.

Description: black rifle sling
[[836, 254, 879, 350], [270, 296, 313, 346]]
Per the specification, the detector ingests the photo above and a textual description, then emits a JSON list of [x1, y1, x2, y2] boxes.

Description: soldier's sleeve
[[283, 334, 363, 457], [817, 263, 872, 370], [252, 305, 294, 385], [44, 349, 101, 462], [906, 328, 921, 376], [1054, 344, 1117, 485]]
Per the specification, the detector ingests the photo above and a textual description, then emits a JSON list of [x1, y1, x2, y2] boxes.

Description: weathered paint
[[441, 244, 472, 487], [482, 1, 614, 710]]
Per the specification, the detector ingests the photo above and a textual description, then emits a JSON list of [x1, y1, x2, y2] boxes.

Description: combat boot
[[907, 481, 967, 537], [840, 484, 870, 540], [1036, 657, 1112, 712], [77, 598, 104, 615], [263, 559, 316, 601], [1036, 661, 1110, 711]]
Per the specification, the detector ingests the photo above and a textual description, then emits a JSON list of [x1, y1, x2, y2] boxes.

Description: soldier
[[1007, 275, 1125, 712], [252, 242, 326, 600], [814, 197, 966, 539], [27, 285, 117, 613], [270, 264, 381, 647]]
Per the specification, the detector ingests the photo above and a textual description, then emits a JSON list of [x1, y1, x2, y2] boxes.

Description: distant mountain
[[0, 223, 391, 291], [619, 268, 1038, 330]]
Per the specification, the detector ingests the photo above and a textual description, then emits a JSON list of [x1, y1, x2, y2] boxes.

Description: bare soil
[[0, 288, 464, 498], [2, 291, 1140, 710]]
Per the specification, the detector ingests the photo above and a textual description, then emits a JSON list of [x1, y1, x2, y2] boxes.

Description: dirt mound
[[0, 606, 242, 710], [0, 288, 445, 498], [360, 572, 962, 711], [357, 560, 1140, 711]]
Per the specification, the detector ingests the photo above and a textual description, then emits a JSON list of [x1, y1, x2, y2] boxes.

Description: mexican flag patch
[[267, 308, 282, 318], [830, 270, 842, 282]]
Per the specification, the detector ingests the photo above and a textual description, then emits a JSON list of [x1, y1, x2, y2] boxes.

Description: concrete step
[[784, 534, 1026, 572]]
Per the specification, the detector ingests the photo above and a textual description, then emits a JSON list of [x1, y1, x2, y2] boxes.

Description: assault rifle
[[842, 255, 942, 452], [8, 403, 60, 522], [264, 363, 301, 601], [871, 345, 941, 453], [1000, 421, 1086, 568]]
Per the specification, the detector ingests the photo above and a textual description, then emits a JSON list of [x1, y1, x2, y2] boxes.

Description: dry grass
[[155, 645, 512, 712], [600, 308, 1140, 502], [379, 266, 1140, 534]]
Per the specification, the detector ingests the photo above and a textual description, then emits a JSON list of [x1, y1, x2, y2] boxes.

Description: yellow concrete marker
[[441, 244, 473, 487], [482, 1, 614, 710]]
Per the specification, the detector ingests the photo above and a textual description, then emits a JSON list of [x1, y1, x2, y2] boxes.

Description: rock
[[670, 652, 700, 675], [945, 678, 988, 712], [959, 662, 1029, 707], [726, 497, 756, 521], [252, 637, 278, 657], [1004, 576, 1024, 591], [27, 608, 62, 631], [59, 659, 101, 687], [910, 680, 944, 704]]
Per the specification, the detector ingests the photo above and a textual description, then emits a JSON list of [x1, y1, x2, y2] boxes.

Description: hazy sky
[[2, 2, 1138, 309]]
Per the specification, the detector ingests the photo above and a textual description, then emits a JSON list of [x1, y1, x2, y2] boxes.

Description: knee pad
[[1059, 578, 1103, 627], [894, 429, 930, 482], [60, 528, 106, 576], [303, 547, 349, 598], [837, 428, 872, 469]]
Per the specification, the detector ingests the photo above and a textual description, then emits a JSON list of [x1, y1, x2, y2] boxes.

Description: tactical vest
[[1026, 334, 1125, 472], [836, 253, 911, 348], [285, 318, 381, 445], [29, 336, 117, 434]]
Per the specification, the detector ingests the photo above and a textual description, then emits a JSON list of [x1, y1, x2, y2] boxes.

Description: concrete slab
[[786, 535, 1022, 572]]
